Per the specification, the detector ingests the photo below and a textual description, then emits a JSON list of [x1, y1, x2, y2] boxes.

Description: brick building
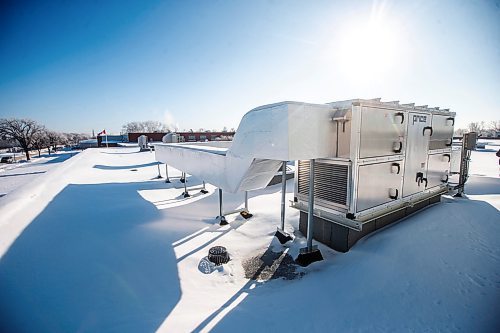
[[128, 132, 235, 143]]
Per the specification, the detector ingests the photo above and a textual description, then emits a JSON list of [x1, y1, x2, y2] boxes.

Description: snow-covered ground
[[0, 144, 498, 332], [0, 152, 79, 198]]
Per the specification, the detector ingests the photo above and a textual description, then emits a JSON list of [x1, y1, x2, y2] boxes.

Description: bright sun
[[337, 16, 399, 78]]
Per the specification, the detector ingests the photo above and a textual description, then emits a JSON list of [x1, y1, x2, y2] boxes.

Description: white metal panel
[[403, 112, 432, 197], [287, 103, 337, 160], [450, 146, 462, 174], [427, 152, 451, 188], [429, 115, 454, 150], [359, 107, 406, 158], [356, 160, 404, 212]]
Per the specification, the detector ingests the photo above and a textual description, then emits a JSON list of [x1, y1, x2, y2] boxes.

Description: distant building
[[97, 134, 127, 147], [78, 139, 98, 149], [127, 132, 235, 143]]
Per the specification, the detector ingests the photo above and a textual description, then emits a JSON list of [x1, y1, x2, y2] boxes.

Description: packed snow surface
[[0, 145, 499, 332], [0, 152, 77, 197]]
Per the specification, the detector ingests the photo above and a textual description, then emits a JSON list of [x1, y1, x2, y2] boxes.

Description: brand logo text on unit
[[412, 115, 427, 124]]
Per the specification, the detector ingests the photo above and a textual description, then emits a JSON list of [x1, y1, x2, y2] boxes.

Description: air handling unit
[[292, 99, 455, 252], [154, 98, 455, 264]]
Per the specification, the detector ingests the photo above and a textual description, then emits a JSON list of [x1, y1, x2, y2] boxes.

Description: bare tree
[[489, 120, 500, 131], [122, 120, 170, 133], [467, 121, 484, 133], [45, 131, 62, 153], [31, 129, 50, 157], [63, 132, 89, 146], [0, 118, 41, 160], [454, 128, 466, 137]]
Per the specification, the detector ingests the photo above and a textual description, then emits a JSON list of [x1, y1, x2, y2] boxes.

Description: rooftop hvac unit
[[138, 135, 149, 151], [162, 133, 179, 143], [292, 99, 455, 252]]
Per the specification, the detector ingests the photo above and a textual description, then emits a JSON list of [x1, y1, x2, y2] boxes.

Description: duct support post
[[180, 172, 186, 183], [245, 191, 249, 211], [182, 172, 190, 198], [240, 191, 253, 219], [165, 164, 171, 183], [155, 162, 163, 179], [218, 188, 228, 225], [275, 161, 293, 244], [280, 161, 287, 230], [296, 159, 323, 266], [200, 181, 208, 194]]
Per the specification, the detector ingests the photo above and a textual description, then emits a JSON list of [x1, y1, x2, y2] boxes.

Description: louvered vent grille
[[298, 160, 348, 206]]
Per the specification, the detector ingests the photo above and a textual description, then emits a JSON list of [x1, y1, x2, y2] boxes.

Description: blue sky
[[0, 0, 499, 134]]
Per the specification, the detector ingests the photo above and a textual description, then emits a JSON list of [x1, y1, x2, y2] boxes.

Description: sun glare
[[336, 15, 399, 79]]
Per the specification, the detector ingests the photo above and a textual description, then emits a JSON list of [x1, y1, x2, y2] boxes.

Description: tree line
[[0, 118, 90, 161], [455, 120, 500, 137], [121, 120, 235, 134]]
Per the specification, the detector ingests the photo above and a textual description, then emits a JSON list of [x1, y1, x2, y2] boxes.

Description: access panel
[[429, 115, 454, 150], [427, 152, 451, 188], [403, 112, 432, 197], [356, 160, 404, 212], [359, 107, 406, 158]]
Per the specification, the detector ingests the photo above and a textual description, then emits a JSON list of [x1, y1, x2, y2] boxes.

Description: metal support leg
[[156, 162, 163, 179], [180, 172, 186, 183], [274, 161, 293, 243], [306, 159, 315, 251], [218, 188, 227, 225], [296, 159, 323, 266], [244, 191, 249, 212], [200, 181, 208, 194], [240, 190, 253, 219], [182, 173, 190, 198], [165, 164, 170, 183], [280, 161, 287, 230]]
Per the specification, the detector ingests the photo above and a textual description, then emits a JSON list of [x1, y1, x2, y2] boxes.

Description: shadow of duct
[[0, 171, 46, 178], [100, 150, 141, 155], [93, 162, 159, 170], [175, 219, 247, 263]]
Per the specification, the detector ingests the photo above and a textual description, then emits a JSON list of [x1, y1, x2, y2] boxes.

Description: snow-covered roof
[[0, 142, 498, 332]]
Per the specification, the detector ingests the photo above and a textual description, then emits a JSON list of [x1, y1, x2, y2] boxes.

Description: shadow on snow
[[0, 181, 181, 333], [93, 162, 159, 170], [463, 176, 500, 195], [209, 197, 500, 332]]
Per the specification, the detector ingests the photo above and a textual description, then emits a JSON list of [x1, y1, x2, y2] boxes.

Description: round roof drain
[[208, 246, 230, 266]]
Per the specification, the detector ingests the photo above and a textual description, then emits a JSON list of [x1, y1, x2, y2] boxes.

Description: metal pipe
[[165, 164, 170, 182], [280, 161, 287, 230], [200, 181, 208, 194], [183, 173, 188, 193], [219, 188, 223, 217], [307, 159, 315, 251], [156, 162, 162, 178], [244, 191, 249, 211]]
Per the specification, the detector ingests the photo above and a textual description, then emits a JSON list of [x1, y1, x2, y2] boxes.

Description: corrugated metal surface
[[298, 160, 348, 205]]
